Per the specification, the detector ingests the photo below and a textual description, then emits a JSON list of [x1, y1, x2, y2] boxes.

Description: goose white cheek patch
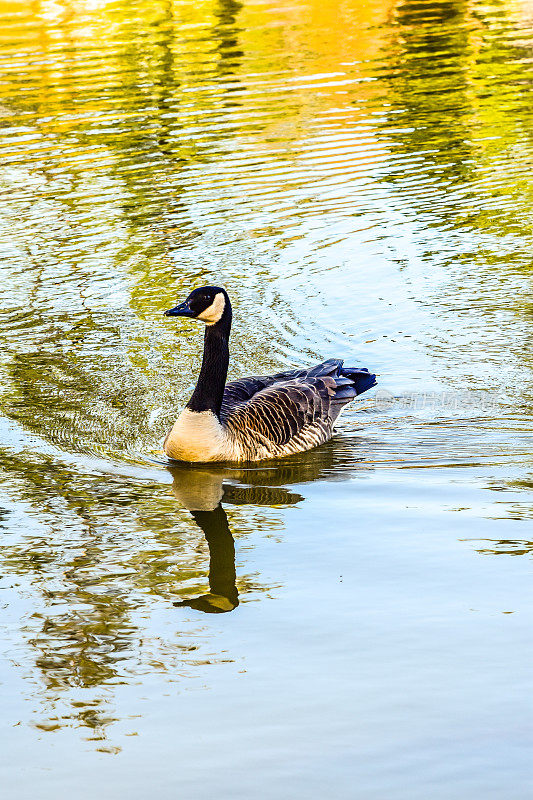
[[198, 292, 226, 324]]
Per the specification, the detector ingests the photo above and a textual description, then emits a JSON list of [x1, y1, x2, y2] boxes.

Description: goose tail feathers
[[327, 363, 377, 420], [339, 365, 377, 397]]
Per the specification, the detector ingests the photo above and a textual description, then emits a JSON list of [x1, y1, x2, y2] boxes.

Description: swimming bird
[[163, 286, 376, 462]]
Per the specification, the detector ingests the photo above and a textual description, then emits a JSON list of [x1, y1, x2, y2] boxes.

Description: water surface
[[0, 0, 532, 797]]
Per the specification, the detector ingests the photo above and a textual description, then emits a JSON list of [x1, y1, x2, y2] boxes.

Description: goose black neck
[[186, 308, 232, 417]]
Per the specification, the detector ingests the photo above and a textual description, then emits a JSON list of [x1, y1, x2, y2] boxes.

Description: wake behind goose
[[163, 286, 376, 463]]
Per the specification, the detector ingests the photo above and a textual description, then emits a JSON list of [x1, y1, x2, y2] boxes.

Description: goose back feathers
[[219, 359, 376, 460], [163, 287, 376, 463]]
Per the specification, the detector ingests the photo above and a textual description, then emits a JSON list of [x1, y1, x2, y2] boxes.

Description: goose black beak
[[164, 301, 195, 317]]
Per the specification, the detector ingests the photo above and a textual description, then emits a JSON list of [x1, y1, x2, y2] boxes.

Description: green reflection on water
[[379, 0, 532, 236], [0, 437, 346, 733]]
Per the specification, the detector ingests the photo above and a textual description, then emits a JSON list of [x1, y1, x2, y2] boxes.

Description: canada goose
[[163, 286, 376, 462]]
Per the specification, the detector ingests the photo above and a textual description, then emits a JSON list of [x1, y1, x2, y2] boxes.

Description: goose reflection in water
[[166, 447, 345, 613]]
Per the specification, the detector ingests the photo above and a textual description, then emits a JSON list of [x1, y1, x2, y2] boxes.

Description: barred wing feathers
[[221, 359, 377, 459], [223, 377, 335, 458], [221, 358, 343, 416]]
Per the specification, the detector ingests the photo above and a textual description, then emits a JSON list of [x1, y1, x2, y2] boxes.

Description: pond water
[[0, 0, 532, 797]]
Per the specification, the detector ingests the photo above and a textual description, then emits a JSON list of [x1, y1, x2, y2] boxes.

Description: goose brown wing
[[223, 376, 336, 448], [220, 359, 343, 422], [220, 376, 276, 418]]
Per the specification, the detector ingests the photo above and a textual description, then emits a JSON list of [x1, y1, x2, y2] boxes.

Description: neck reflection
[[174, 504, 239, 613]]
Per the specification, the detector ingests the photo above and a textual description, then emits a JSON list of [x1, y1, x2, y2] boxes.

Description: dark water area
[[0, 0, 532, 797]]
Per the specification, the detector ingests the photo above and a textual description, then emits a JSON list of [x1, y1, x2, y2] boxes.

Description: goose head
[[164, 286, 230, 326]]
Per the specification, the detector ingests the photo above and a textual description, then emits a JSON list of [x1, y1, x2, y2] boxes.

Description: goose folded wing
[[223, 376, 336, 447], [220, 359, 344, 420], [221, 376, 275, 416]]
